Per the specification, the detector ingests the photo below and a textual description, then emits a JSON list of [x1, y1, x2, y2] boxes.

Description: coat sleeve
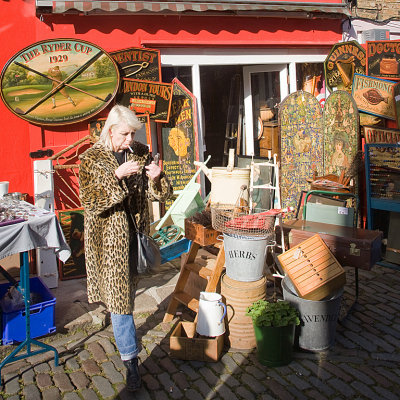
[[147, 171, 174, 203], [79, 154, 128, 215]]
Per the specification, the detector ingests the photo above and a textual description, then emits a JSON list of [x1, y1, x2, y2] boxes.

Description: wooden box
[[281, 220, 382, 271], [278, 234, 346, 301], [184, 219, 220, 246], [259, 121, 279, 159], [170, 321, 224, 362]]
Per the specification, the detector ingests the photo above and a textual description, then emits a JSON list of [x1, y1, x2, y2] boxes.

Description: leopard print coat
[[79, 141, 173, 314]]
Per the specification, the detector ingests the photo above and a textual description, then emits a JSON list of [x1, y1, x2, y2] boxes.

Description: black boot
[[123, 358, 141, 391]]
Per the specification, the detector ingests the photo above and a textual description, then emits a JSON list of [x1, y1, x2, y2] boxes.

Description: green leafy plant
[[246, 299, 300, 328]]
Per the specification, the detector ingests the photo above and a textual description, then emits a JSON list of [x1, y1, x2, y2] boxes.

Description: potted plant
[[246, 299, 300, 367]]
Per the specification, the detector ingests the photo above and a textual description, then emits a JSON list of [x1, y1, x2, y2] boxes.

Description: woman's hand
[[145, 161, 162, 181], [115, 160, 140, 180]]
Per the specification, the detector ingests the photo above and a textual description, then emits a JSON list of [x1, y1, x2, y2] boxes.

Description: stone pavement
[[0, 263, 400, 399]]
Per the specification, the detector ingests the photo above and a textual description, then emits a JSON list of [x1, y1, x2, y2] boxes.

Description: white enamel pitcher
[[196, 292, 227, 337]]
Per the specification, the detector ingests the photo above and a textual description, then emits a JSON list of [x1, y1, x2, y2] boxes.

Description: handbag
[[131, 214, 161, 274]]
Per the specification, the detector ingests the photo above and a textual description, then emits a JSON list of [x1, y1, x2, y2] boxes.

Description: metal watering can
[[196, 292, 227, 337]]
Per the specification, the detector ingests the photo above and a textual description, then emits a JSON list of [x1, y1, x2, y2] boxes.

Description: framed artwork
[[88, 118, 106, 142], [0, 39, 119, 125], [135, 114, 152, 151], [352, 73, 397, 120], [57, 208, 86, 280]]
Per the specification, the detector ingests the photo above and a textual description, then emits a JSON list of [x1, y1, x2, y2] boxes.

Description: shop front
[[0, 0, 350, 198]]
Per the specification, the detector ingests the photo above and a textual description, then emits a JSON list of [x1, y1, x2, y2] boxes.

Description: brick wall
[[353, 0, 400, 21]]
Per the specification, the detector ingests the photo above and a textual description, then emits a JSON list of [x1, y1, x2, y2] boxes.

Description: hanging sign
[[324, 41, 366, 94], [0, 39, 119, 125], [366, 40, 400, 81], [109, 47, 161, 81], [161, 78, 200, 207], [117, 78, 173, 123], [352, 74, 396, 120]]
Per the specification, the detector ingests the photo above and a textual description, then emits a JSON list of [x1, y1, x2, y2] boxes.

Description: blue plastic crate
[[0, 277, 56, 345], [160, 238, 191, 264]]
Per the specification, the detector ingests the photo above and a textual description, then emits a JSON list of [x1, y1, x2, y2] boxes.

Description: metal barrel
[[282, 276, 343, 351], [223, 233, 268, 282], [221, 273, 267, 351]]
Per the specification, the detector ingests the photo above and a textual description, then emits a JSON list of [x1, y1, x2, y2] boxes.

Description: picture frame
[[57, 208, 86, 280], [88, 118, 106, 142]]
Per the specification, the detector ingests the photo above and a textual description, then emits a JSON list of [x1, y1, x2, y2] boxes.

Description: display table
[[0, 210, 70, 380]]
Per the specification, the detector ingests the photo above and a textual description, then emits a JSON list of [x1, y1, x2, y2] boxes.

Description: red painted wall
[[0, 0, 343, 199]]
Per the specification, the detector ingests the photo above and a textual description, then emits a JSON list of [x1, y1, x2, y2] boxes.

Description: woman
[[79, 105, 173, 391]]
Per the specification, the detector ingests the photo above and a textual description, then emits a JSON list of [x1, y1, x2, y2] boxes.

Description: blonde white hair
[[99, 104, 142, 150]]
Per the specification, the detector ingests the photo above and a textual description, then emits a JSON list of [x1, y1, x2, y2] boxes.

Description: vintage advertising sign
[[161, 78, 200, 207], [324, 41, 366, 94], [109, 47, 161, 81], [0, 39, 119, 125], [367, 40, 400, 81], [352, 74, 396, 120], [364, 125, 400, 144], [117, 78, 172, 123], [395, 82, 400, 127]]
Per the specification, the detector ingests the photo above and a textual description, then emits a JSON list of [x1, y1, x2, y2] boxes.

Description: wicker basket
[[211, 204, 276, 238]]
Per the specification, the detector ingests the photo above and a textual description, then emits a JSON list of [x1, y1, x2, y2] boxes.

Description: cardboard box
[[184, 219, 220, 246], [170, 321, 224, 362]]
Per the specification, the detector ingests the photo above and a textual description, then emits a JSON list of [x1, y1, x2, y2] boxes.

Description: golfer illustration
[[48, 66, 76, 108]]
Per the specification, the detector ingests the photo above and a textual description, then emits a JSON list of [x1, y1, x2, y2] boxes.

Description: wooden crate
[[184, 219, 220, 246], [170, 321, 224, 362], [277, 234, 346, 301]]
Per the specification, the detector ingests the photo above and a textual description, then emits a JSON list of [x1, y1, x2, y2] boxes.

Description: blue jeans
[[110, 313, 140, 361]]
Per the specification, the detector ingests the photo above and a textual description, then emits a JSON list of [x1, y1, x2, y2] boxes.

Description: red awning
[[36, 1, 351, 17]]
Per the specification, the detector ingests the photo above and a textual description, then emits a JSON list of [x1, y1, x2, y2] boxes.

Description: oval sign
[[0, 39, 119, 125]]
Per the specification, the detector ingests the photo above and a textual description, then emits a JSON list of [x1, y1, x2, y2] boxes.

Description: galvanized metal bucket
[[223, 233, 269, 282], [282, 276, 343, 351]]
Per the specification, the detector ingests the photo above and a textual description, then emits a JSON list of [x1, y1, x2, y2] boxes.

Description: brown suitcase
[[281, 220, 382, 271]]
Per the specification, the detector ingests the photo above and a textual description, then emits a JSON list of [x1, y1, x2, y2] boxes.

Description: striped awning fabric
[[36, 1, 351, 17]]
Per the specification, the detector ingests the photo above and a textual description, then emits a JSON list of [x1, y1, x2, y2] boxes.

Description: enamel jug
[[196, 292, 227, 337]]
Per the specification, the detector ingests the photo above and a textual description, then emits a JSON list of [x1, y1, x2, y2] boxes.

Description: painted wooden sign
[[352, 73, 396, 120], [161, 78, 200, 207], [395, 82, 400, 128], [279, 91, 323, 219], [323, 90, 359, 177], [364, 125, 400, 144], [117, 78, 173, 123], [0, 39, 119, 125], [324, 41, 366, 94], [366, 40, 400, 81], [109, 47, 161, 81]]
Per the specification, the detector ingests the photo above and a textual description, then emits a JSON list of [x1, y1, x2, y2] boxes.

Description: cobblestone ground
[[0, 265, 399, 399]]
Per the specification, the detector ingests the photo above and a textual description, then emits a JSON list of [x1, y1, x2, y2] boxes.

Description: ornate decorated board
[[0, 39, 119, 125], [352, 73, 396, 120], [364, 125, 400, 144], [161, 78, 200, 208], [366, 40, 400, 81], [323, 90, 359, 177], [117, 78, 173, 123], [279, 91, 323, 218], [324, 41, 366, 94], [395, 82, 400, 128], [110, 47, 161, 81]]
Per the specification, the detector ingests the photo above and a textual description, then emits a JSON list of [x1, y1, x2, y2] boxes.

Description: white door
[[243, 64, 288, 155]]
